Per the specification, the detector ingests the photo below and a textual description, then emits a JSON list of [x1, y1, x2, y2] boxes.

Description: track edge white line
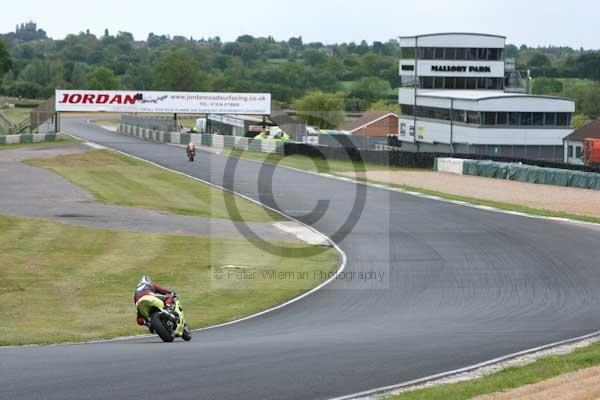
[[0, 128, 347, 349]]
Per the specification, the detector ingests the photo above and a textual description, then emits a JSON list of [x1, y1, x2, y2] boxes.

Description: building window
[[421, 77, 434, 89], [569, 145, 575, 158], [467, 111, 481, 125], [509, 112, 520, 125], [419, 77, 502, 90], [418, 107, 435, 119], [416, 47, 504, 61], [445, 48, 456, 60], [434, 108, 451, 120], [453, 110, 466, 123], [576, 146, 583, 158], [557, 113, 571, 126], [533, 112, 544, 126], [466, 78, 477, 89], [476, 78, 485, 89], [455, 48, 466, 60], [405, 107, 572, 128], [483, 112, 497, 125], [467, 48, 478, 60], [497, 112, 508, 125], [400, 105, 415, 116], [400, 47, 416, 59], [544, 112, 557, 126]]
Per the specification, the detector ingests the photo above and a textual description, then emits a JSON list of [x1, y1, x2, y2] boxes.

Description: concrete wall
[[0, 133, 64, 145]]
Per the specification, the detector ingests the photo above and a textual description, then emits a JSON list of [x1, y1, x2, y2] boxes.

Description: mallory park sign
[[55, 90, 272, 115], [431, 65, 492, 73]]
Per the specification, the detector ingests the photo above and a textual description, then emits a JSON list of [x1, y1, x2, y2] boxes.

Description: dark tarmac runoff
[[2, 119, 600, 400]]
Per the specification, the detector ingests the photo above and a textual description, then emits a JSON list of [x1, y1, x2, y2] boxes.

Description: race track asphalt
[[2, 119, 600, 400]]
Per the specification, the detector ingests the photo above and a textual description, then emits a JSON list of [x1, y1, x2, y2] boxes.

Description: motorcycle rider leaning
[[134, 276, 175, 326]]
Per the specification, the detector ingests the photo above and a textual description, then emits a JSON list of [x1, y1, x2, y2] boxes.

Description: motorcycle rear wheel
[[150, 310, 175, 342]]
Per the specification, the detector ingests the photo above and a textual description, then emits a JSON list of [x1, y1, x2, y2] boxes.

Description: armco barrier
[[118, 125, 283, 154], [0, 133, 62, 145], [435, 157, 600, 191]]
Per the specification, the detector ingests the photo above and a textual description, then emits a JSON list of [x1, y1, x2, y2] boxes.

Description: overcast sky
[[2, 0, 599, 49]]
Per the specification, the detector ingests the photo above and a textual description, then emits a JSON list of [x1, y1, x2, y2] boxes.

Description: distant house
[[563, 118, 600, 165], [341, 112, 399, 137]]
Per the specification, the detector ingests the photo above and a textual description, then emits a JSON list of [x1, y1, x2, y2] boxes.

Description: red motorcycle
[[186, 143, 196, 162]]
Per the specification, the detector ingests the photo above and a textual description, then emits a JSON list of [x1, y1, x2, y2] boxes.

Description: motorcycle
[[136, 293, 192, 342], [187, 146, 196, 162]]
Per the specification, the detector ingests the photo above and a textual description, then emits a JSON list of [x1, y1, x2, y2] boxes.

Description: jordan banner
[[55, 90, 271, 115]]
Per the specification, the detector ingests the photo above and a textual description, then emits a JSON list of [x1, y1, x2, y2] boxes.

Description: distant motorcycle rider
[[134, 276, 175, 326], [186, 141, 196, 161]]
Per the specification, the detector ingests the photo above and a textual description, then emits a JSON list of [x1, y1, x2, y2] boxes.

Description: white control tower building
[[398, 33, 574, 161]]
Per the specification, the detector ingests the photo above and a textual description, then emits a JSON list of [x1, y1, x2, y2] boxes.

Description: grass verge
[[26, 149, 284, 222], [220, 148, 417, 174], [0, 214, 338, 345], [359, 177, 600, 224], [221, 148, 600, 225], [389, 340, 600, 399], [0, 136, 81, 151]]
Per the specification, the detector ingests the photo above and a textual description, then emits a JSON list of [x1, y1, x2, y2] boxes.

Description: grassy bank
[[26, 149, 283, 222], [221, 148, 415, 174], [0, 136, 81, 150], [360, 178, 600, 224], [221, 148, 600, 224], [0, 215, 338, 345], [389, 340, 600, 400]]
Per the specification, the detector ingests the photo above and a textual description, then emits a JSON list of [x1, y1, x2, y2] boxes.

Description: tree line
[[0, 28, 599, 125], [0, 29, 401, 112]]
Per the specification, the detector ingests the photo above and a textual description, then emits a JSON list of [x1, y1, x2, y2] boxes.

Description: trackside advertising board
[[55, 90, 271, 115]]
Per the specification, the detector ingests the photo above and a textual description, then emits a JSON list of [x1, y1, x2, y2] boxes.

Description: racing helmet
[[138, 275, 152, 286]]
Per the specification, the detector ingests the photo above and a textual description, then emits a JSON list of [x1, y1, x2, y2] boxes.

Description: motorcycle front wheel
[[150, 310, 175, 342], [182, 325, 192, 342]]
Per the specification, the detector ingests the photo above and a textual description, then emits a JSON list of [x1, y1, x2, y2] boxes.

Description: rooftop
[[565, 118, 600, 141], [416, 90, 575, 103], [341, 111, 398, 132], [399, 32, 506, 39]]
